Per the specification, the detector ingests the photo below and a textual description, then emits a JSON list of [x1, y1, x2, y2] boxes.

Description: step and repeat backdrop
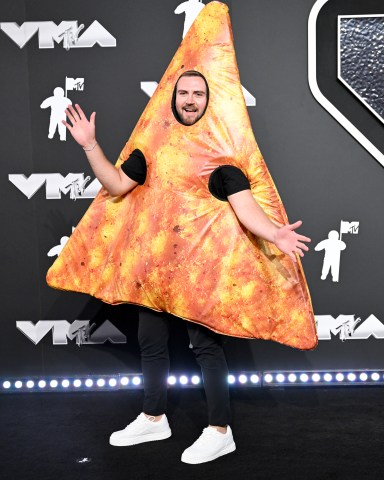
[[1, 0, 383, 377]]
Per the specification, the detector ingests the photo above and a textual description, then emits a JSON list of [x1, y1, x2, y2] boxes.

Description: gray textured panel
[[339, 16, 384, 122]]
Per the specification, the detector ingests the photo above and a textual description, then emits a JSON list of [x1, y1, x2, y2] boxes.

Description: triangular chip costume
[[47, 2, 317, 350]]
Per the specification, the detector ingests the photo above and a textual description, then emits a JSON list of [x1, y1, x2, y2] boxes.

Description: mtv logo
[[309, 0, 384, 167], [66, 77, 84, 91]]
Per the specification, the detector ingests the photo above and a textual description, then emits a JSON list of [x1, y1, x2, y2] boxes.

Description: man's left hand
[[274, 221, 311, 262]]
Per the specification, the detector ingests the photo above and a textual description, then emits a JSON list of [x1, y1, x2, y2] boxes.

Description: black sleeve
[[120, 149, 147, 185], [208, 165, 251, 201]]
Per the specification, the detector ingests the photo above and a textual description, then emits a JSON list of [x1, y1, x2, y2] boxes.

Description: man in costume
[[61, 70, 310, 464]]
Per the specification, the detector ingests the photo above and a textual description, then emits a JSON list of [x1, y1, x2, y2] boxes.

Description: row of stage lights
[[2, 370, 384, 393]]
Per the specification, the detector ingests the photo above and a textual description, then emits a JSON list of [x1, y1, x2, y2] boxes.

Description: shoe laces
[[125, 413, 152, 429], [194, 427, 219, 446]]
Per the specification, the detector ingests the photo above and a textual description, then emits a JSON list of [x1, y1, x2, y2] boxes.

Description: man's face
[[175, 76, 208, 125]]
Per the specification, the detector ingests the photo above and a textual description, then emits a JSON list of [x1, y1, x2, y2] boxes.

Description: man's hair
[[176, 70, 207, 91], [172, 70, 209, 124], [178, 70, 206, 81]]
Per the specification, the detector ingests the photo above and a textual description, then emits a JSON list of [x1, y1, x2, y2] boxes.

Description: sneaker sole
[[181, 441, 236, 464], [109, 429, 172, 447]]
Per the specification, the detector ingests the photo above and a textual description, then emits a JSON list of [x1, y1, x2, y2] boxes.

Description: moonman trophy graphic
[[175, 0, 205, 38], [40, 77, 84, 141], [47, 227, 75, 257], [315, 220, 359, 282], [40, 87, 72, 141]]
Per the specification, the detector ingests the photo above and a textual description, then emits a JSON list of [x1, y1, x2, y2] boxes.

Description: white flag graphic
[[340, 220, 359, 234], [65, 77, 85, 92]]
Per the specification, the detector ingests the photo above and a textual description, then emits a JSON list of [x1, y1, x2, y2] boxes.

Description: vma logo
[[9, 173, 102, 200], [316, 314, 384, 341], [16, 320, 126, 346], [0, 21, 116, 50]]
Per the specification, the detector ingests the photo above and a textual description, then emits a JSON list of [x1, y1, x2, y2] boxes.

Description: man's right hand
[[63, 104, 96, 149], [62, 103, 139, 197]]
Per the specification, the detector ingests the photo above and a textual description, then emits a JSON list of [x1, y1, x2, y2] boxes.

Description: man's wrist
[[271, 225, 280, 245], [83, 140, 98, 151]]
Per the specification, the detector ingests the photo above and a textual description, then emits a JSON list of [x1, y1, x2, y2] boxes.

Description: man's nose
[[186, 93, 194, 103]]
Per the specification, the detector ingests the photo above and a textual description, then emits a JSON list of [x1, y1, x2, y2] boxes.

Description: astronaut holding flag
[[175, 0, 205, 38], [315, 220, 359, 282], [40, 87, 72, 141], [40, 77, 84, 141]]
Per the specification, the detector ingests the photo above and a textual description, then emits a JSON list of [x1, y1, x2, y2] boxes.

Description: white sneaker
[[181, 425, 236, 464], [109, 413, 172, 446]]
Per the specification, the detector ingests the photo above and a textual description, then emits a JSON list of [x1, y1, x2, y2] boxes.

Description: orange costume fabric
[[47, 2, 317, 350]]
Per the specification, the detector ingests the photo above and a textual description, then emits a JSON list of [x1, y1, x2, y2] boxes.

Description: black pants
[[138, 307, 231, 426]]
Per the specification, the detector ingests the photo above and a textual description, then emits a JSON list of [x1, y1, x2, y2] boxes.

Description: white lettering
[[37, 21, 78, 49], [16, 320, 70, 345], [1, 22, 39, 48], [45, 173, 88, 199], [140, 81, 159, 98], [71, 21, 116, 48], [9, 174, 46, 199], [316, 314, 384, 341], [241, 85, 256, 107], [316, 314, 347, 340], [351, 314, 384, 340], [9, 173, 102, 199], [16, 320, 126, 345], [0, 21, 116, 49], [82, 177, 103, 199]]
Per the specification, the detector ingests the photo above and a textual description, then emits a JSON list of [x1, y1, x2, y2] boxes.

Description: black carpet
[[1, 387, 384, 480]]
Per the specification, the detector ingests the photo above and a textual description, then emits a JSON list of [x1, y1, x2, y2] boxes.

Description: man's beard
[[179, 105, 201, 125]]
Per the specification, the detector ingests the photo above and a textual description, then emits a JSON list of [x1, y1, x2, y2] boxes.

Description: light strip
[[262, 370, 384, 387], [2, 370, 384, 393]]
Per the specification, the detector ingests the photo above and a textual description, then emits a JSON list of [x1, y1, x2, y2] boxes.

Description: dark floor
[[1, 386, 384, 480]]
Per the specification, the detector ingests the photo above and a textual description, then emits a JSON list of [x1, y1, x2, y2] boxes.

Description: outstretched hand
[[274, 220, 311, 261], [62, 104, 96, 148]]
